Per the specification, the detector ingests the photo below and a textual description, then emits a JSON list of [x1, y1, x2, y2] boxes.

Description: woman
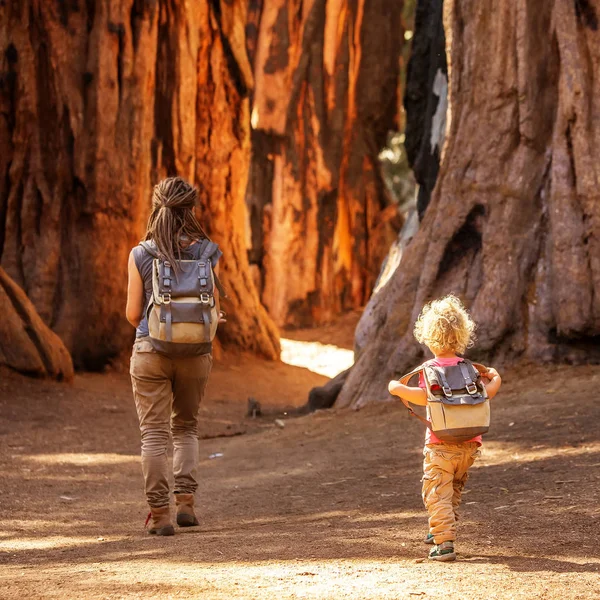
[[126, 177, 223, 536]]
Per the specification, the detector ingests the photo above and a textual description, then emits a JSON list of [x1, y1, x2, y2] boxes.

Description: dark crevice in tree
[[153, 4, 177, 175], [246, 0, 264, 70], [3, 44, 18, 132], [210, 0, 251, 97], [57, 0, 81, 28], [264, 7, 290, 74], [108, 22, 126, 104], [85, 0, 96, 33], [404, 0, 447, 219], [436, 204, 485, 281], [574, 0, 599, 30], [0, 165, 10, 261], [565, 119, 577, 185], [549, 330, 600, 361], [130, 0, 156, 51]]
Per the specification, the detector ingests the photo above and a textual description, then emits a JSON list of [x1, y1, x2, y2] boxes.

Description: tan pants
[[422, 442, 481, 544], [130, 338, 212, 508]]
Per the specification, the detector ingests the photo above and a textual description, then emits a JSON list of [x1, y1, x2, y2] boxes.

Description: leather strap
[[165, 303, 172, 342], [202, 307, 210, 340], [458, 361, 478, 396]]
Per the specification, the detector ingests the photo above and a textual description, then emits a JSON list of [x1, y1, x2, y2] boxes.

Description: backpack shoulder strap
[[198, 239, 216, 262], [140, 241, 160, 259], [396, 364, 432, 430], [432, 365, 453, 397], [458, 361, 480, 396], [197, 239, 228, 299]]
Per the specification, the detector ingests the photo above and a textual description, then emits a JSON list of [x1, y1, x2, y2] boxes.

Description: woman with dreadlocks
[[126, 176, 224, 536]]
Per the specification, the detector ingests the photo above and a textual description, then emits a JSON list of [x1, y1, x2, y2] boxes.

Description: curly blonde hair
[[413, 295, 476, 355]]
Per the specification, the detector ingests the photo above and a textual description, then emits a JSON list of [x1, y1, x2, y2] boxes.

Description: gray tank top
[[132, 239, 223, 339]]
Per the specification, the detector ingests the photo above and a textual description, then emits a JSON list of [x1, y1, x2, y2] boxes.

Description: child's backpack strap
[[397, 365, 432, 429]]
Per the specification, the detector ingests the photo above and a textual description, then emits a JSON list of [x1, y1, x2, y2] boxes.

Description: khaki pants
[[130, 338, 212, 508], [422, 442, 481, 544]]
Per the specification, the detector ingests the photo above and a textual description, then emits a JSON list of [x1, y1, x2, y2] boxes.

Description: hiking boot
[[428, 541, 456, 562], [146, 505, 175, 536], [175, 493, 199, 527], [424, 533, 435, 545]]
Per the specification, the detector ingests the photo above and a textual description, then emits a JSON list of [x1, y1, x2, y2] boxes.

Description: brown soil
[[1, 353, 599, 599]]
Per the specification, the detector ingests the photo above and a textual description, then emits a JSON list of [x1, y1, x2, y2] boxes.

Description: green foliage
[[379, 132, 416, 212]]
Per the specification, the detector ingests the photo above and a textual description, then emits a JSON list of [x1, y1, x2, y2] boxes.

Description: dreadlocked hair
[[144, 177, 209, 269]]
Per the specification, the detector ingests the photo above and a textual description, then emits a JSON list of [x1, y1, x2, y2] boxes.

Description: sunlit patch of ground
[[280, 338, 354, 378], [475, 441, 600, 468], [20, 453, 140, 467], [0, 535, 129, 552], [1, 556, 599, 600]]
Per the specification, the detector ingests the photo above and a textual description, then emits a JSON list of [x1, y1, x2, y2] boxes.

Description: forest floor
[[1, 316, 600, 599]]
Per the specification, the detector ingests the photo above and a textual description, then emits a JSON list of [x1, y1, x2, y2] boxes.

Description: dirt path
[[1, 358, 599, 599]]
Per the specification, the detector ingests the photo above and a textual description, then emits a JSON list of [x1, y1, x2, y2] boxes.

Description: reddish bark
[[338, 0, 600, 409], [0, 0, 279, 374], [247, 0, 405, 327]]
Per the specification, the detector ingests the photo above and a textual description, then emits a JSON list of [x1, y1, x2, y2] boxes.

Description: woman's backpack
[[140, 240, 225, 355], [398, 360, 490, 443]]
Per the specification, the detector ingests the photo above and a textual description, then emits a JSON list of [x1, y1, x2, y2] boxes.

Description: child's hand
[[482, 367, 501, 399], [480, 367, 498, 383]]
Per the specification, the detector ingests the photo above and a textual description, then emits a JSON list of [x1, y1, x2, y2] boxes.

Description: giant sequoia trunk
[[338, 0, 600, 408], [246, 0, 404, 327], [0, 0, 278, 374]]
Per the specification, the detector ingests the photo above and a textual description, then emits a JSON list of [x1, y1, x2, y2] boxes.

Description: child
[[388, 295, 501, 562]]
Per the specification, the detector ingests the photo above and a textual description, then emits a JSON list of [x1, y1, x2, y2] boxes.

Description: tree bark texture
[[0, 0, 279, 373], [337, 0, 600, 409], [246, 0, 405, 327]]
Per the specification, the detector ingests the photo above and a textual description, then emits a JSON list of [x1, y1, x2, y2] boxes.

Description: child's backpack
[[140, 240, 225, 355], [398, 360, 490, 443]]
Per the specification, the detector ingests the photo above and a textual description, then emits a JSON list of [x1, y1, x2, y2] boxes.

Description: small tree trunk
[[247, 0, 404, 327], [0, 0, 279, 371], [338, 0, 600, 409]]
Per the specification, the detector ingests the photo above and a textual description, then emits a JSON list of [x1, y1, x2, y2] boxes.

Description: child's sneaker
[[424, 533, 435, 545], [428, 541, 456, 562]]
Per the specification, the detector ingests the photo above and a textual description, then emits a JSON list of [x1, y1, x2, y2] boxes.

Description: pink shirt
[[419, 357, 483, 446]]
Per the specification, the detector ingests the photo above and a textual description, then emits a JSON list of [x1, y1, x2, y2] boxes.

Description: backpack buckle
[[162, 293, 171, 305], [199, 293, 211, 304], [442, 386, 453, 398], [466, 382, 478, 395]]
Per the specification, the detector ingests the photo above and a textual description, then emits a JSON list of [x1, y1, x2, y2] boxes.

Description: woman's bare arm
[[126, 250, 144, 328]]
